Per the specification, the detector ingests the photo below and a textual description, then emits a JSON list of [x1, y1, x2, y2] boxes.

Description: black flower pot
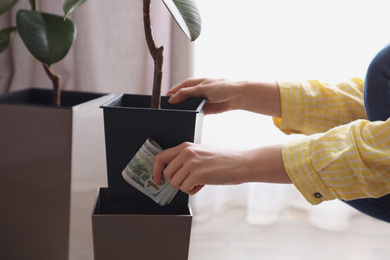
[[100, 94, 205, 208]]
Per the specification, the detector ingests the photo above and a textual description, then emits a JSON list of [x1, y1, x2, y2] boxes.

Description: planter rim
[[0, 88, 112, 110], [93, 213, 192, 217], [92, 188, 192, 216], [100, 93, 206, 113]]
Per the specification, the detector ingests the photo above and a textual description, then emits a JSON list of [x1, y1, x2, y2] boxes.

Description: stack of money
[[122, 138, 178, 206]]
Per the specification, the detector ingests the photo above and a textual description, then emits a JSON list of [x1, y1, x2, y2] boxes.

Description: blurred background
[[192, 0, 390, 229], [190, 1, 390, 259]]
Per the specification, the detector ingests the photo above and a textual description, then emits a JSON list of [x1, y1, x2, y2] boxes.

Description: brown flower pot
[[92, 187, 192, 260], [0, 88, 113, 260]]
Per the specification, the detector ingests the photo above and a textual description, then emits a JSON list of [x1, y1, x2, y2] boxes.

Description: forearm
[[239, 144, 291, 184], [231, 81, 282, 118], [154, 142, 291, 195]]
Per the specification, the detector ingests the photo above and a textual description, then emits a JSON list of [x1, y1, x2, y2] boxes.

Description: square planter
[[100, 94, 205, 206], [94, 94, 205, 260], [92, 187, 192, 260], [0, 88, 113, 260]]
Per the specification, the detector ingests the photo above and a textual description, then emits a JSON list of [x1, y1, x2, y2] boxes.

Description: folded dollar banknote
[[122, 138, 178, 206]]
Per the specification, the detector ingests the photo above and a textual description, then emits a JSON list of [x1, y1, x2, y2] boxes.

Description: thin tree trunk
[[29, 0, 38, 10], [43, 64, 61, 107], [143, 0, 164, 109]]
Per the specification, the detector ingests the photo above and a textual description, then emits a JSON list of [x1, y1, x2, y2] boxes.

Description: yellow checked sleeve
[[273, 78, 366, 135], [274, 78, 390, 204]]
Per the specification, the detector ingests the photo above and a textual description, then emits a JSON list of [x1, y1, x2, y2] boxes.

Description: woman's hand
[[167, 78, 282, 117], [153, 142, 290, 195], [153, 142, 246, 195], [167, 78, 241, 115]]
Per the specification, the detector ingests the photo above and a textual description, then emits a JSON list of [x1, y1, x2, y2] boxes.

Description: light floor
[[70, 188, 390, 260]]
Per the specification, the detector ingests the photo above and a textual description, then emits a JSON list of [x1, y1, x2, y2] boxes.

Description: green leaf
[[163, 0, 201, 41], [0, 27, 17, 53], [0, 0, 19, 15], [16, 10, 76, 66], [63, 0, 88, 20]]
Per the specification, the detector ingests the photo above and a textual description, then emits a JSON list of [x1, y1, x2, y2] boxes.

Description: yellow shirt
[[274, 78, 390, 205]]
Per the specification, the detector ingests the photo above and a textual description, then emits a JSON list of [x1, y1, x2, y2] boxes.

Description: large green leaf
[[63, 0, 88, 20], [0, 27, 17, 53], [16, 10, 76, 66], [0, 0, 19, 15], [163, 0, 201, 41]]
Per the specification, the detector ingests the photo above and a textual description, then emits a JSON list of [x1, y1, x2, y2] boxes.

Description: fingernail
[[168, 95, 176, 103]]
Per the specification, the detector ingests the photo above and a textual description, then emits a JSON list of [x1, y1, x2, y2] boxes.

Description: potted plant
[[101, 0, 203, 203], [93, 1, 204, 259], [0, 1, 112, 259], [0, 0, 91, 106]]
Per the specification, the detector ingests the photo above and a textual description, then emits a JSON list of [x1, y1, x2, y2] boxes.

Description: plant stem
[[143, 0, 164, 109], [43, 64, 61, 107], [29, 0, 38, 11]]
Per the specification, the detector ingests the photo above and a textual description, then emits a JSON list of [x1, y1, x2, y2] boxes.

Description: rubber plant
[[0, 0, 87, 106], [0, 0, 201, 108], [144, 0, 202, 109]]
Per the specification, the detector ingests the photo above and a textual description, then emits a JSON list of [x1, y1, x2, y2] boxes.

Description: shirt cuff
[[282, 136, 335, 205], [273, 81, 306, 135]]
